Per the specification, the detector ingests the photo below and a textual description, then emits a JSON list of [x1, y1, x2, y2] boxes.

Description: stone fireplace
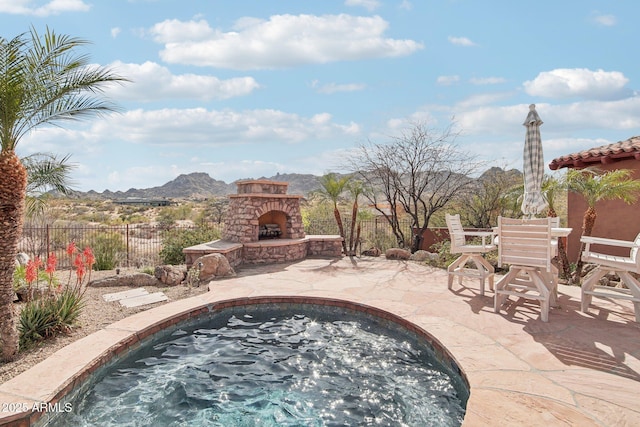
[[184, 180, 343, 268], [223, 180, 305, 243]]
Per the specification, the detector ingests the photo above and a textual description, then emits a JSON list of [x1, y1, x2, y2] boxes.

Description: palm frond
[[1, 27, 129, 151]]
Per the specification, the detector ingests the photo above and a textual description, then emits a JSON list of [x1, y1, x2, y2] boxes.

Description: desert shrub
[[426, 240, 456, 269], [92, 232, 126, 270], [140, 266, 155, 275], [157, 205, 194, 228], [120, 213, 147, 224], [160, 226, 221, 265], [78, 211, 112, 223], [19, 289, 85, 347]]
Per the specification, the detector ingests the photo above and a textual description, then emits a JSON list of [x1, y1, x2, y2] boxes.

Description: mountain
[[68, 168, 521, 201], [259, 172, 324, 196], [70, 172, 325, 200]]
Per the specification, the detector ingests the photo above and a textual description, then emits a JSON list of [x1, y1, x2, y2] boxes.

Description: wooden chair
[[445, 214, 496, 296], [580, 233, 640, 322], [494, 217, 556, 322]]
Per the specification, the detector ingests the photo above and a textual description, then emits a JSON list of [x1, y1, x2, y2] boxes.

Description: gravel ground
[[0, 268, 209, 384]]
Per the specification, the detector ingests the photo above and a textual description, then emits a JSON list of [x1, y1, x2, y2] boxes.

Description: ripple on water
[[53, 306, 467, 427]]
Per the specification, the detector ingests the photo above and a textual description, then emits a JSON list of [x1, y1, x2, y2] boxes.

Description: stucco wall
[[566, 158, 640, 261]]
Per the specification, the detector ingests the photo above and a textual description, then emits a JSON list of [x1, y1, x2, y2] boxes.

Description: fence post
[[46, 224, 50, 257], [126, 223, 130, 268]]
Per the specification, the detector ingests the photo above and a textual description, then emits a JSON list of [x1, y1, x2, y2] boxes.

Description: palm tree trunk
[[348, 200, 358, 256], [573, 206, 597, 282], [333, 206, 347, 254], [547, 209, 571, 281], [0, 152, 28, 361]]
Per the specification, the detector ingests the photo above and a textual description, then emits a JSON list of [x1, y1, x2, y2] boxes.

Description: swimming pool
[[49, 303, 468, 426]]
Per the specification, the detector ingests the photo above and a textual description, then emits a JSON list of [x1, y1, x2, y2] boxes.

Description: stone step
[[119, 292, 168, 308], [102, 288, 148, 302]]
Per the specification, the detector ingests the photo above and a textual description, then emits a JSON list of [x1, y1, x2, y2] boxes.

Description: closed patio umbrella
[[521, 104, 547, 217]]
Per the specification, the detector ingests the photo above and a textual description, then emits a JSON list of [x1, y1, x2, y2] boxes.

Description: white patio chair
[[445, 214, 496, 296], [580, 233, 640, 322], [494, 217, 556, 322]]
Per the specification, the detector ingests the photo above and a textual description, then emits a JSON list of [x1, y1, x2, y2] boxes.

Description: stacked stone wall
[[242, 241, 308, 264], [307, 238, 343, 258], [223, 196, 304, 243]]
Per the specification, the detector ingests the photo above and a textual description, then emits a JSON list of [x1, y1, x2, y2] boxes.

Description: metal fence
[[18, 223, 224, 269], [18, 218, 413, 269]]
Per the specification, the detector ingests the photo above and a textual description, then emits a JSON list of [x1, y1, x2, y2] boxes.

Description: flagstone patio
[[0, 257, 638, 426]]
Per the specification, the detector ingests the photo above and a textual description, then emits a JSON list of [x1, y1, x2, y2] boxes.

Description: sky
[[4, 0, 640, 192]]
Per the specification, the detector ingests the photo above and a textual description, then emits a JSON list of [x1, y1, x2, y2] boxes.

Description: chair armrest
[[580, 236, 637, 249], [462, 231, 495, 246]]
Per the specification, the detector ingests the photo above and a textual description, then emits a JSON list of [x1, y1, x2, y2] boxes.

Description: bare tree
[[349, 121, 484, 252], [457, 167, 522, 228]]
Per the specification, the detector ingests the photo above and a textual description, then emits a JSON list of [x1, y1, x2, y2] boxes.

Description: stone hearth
[[184, 180, 342, 268]]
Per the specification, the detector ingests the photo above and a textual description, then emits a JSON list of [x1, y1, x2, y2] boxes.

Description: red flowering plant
[[18, 242, 94, 346], [18, 242, 94, 299], [66, 242, 95, 293]]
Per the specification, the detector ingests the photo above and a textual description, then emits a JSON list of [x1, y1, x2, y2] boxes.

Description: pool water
[[53, 306, 467, 426]]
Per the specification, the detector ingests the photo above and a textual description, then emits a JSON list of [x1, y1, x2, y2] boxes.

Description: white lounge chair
[[445, 214, 496, 296], [494, 217, 556, 322], [580, 233, 640, 322]]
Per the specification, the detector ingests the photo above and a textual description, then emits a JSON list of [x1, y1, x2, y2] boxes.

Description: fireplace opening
[[258, 211, 288, 240]]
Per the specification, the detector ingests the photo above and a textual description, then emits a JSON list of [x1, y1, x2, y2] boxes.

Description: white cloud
[[469, 77, 506, 85], [147, 18, 215, 43], [523, 68, 629, 100], [106, 61, 260, 101], [86, 108, 361, 146], [437, 75, 460, 86], [19, 106, 361, 191], [110, 27, 121, 38], [148, 15, 424, 70], [312, 80, 366, 94], [345, 0, 381, 11], [448, 36, 476, 47], [456, 97, 640, 137], [0, 0, 90, 16], [591, 12, 616, 27]]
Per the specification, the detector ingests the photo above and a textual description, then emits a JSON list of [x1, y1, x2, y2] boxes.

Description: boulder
[[154, 265, 187, 286], [193, 253, 236, 282], [15, 252, 29, 267], [385, 248, 411, 260], [90, 273, 160, 288], [409, 250, 438, 262], [361, 247, 381, 257]]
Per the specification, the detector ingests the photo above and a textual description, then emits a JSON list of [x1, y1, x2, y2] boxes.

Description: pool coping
[[0, 257, 639, 426]]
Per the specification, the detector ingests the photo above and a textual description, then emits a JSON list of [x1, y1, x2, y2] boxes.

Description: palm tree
[[23, 153, 75, 218], [566, 167, 640, 281], [313, 173, 350, 254], [346, 180, 364, 256], [0, 28, 127, 361]]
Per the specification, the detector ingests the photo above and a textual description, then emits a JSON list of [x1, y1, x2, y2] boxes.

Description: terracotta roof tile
[[549, 136, 640, 170]]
